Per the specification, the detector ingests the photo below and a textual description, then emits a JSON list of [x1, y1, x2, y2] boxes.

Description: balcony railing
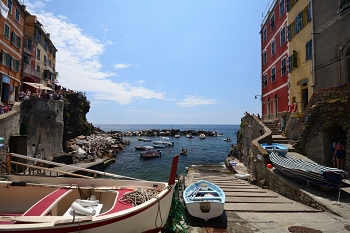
[[23, 66, 42, 79]]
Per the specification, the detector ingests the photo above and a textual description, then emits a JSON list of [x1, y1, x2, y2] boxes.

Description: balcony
[[23, 66, 42, 79]]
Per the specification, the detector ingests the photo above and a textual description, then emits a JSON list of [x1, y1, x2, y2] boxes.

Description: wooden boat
[[135, 145, 153, 150], [140, 150, 162, 158], [269, 151, 348, 189], [183, 180, 225, 221], [223, 138, 231, 142], [0, 153, 179, 232], [261, 143, 289, 155]]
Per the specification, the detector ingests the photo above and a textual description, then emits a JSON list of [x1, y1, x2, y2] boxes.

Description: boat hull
[[183, 180, 225, 221], [261, 143, 288, 155]]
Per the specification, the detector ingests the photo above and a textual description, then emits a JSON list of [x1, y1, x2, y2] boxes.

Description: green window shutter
[[293, 50, 298, 67]]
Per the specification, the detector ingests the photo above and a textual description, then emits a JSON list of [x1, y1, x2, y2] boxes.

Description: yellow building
[[287, 0, 313, 114]]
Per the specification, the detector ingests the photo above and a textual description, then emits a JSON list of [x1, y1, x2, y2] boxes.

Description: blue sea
[[95, 124, 240, 182]]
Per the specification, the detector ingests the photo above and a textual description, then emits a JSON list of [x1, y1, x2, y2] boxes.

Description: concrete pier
[[184, 160, 350, 233]]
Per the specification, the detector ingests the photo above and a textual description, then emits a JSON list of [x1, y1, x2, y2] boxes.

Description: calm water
[[95, 124, 240, 182]]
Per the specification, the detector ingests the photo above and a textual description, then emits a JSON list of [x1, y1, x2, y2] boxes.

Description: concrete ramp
[[187, 172, 321, 213]]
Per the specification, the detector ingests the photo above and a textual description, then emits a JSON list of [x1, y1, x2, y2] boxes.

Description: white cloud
[[26, 4, 165, 105], [114, 63, 132, 69], [177, 95, 216, 107]]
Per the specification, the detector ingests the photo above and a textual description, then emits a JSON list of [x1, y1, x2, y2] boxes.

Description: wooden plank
[[225, 196, 290, 203], [224, 203, 321, 212], [225, 192, 278, 197]]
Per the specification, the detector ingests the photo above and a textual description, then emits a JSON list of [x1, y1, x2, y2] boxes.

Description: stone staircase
[[263, 121, 296, 152]]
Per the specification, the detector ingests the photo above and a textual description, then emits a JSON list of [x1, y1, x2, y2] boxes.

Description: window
[[44, 39, 48, 50], [306, 40, 312, 60], [307, 1, 312, 21], [271, 67, 276, 82], [288, 56, 292, 72], [295, 11, 303, 34], [263, 74, 268, 87], [287, 25, 291, 41], [280, 27, 286, 45], [293, 50, 298, 67], [16, 37, 21, 48], [6, 53, 12, 68], [280, 0, 285, 16], [11, 32, 16, 45], [36, 30, 41, 42], [4, 24, 10, 39], [37, 65, 40, 72], [281, 57, 286, 75], [15, 8, 20, 22], [263, 51, 267, 64], [271, 40, 275, 56], [28, 39, 32, 50], [286, 0, 290, 11], [14, 59, 19, 72], [263, 27, 267, 41], [7, 0, 12, 14], [44, 55, 47, 65], [37, 48, 41, 60], [270, 14, 275, 29]]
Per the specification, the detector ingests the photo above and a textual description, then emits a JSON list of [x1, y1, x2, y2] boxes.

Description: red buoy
[[267, 164, 273, 169]]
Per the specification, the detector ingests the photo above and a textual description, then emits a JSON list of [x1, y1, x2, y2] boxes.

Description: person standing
[[18, 90, 25, 101], [334, 140, 346, 170]]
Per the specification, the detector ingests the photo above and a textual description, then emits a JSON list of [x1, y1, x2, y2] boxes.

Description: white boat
[[223, 138, 231, 142], [135, 145, 153, 150], [199, 134, 205, 139], [186, 134, 194, 139], [153, 137, 174, 147], [174, 134, 181, 138], [183, 180, 225, 221], [0, 153, 179, 233]]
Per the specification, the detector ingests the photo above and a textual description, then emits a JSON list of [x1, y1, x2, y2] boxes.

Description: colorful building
[[287, 0, 313, 115], [260, 0, 289, 122], [0, 0, 26, 104]]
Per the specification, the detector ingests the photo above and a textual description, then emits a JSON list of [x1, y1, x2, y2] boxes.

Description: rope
[[155, 196, 163, 228], [119, 187, 161, 207]]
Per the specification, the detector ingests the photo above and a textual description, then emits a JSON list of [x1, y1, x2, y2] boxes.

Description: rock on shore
[[53, 133, 129, 165]]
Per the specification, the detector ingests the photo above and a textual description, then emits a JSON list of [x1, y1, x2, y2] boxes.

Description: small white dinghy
[[183, 180, 225, 221]]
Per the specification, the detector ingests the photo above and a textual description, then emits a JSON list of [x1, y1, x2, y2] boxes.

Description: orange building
[[0, 0, 26, 104]]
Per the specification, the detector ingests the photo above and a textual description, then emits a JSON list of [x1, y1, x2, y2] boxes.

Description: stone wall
[[295, 83, 350, 169], [0, 103, 21, 150], [20, 99, 64, 161], [234, 115, 330, 211]]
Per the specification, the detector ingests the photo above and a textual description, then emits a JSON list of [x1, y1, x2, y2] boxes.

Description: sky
[[24, 0, 271, 125]]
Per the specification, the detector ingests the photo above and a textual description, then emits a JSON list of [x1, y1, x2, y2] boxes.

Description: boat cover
[[269, 152, 348, 188]]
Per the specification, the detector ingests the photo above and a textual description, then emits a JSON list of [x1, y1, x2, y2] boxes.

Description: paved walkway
[[184, 162, 350, 233]]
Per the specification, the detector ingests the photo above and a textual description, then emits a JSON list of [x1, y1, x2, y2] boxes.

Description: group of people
[[331, 140, 346, 170], [18, 89, 63, 101]]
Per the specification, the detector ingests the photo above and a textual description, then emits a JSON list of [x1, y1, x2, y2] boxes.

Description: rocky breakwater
[[53, 133, 130, 165]]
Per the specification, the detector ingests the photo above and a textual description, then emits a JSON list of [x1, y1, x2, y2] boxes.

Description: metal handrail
[[0, 153, 142, 181]]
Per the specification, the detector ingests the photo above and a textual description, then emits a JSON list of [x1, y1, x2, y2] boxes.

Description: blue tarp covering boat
[[269, 152, 348, 189]]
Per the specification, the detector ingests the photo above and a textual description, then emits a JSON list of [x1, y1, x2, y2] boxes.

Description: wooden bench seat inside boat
[[22, 188, 72, 216]]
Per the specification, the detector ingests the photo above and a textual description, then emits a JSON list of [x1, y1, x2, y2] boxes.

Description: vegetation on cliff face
[[63, 91, 93, 150]]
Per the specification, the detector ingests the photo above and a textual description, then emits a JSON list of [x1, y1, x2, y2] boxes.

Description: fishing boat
[[135, 145, 153, 150], [174, 134, 181, 138], [140, 150, 162, 158], [0, 153, 179, 232], [199, 134, 205, 139], [186, 134, 194, 139], [223, 138, 231, 142], [183, 180, 225, 221], [261, 143, 288, 155], [269, 151, 348, 189]]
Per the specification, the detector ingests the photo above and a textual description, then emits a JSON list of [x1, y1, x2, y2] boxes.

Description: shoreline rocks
[[53, 133, 130, 165]]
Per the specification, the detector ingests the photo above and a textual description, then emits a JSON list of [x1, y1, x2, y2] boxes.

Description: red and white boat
[[0, 153, 179, 233]]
